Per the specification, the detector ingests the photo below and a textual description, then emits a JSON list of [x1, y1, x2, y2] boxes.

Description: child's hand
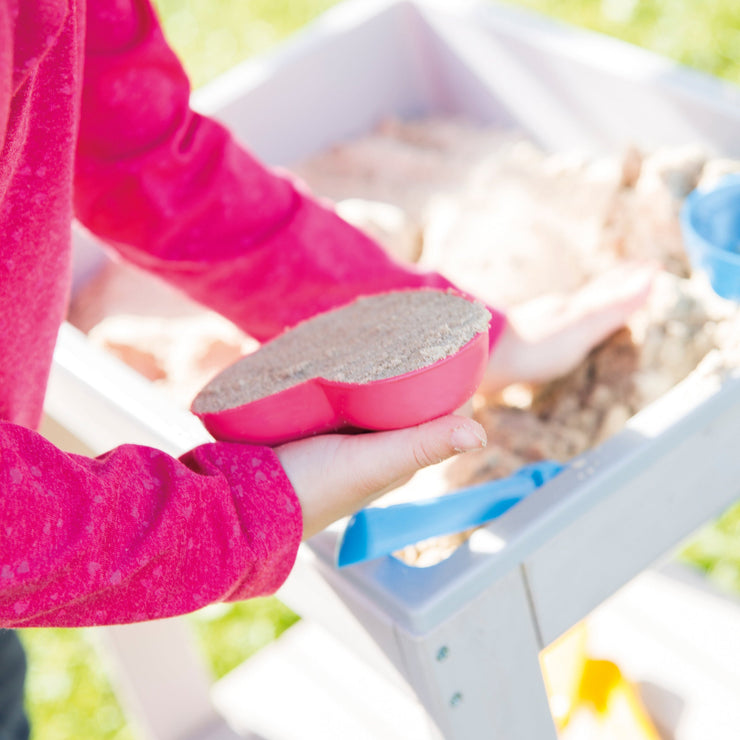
[[273, 262, 652, 538], [483, 262, 656, 392], [274, 415, 487, 540]]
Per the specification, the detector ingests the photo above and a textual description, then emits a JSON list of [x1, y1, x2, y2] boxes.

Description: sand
[[192, 290, 490, 414]]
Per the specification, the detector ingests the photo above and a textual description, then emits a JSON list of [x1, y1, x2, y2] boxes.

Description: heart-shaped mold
[[191, 290, 491, 445]]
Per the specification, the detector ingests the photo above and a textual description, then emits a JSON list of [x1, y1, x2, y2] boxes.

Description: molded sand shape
[[192, 290, 491, 445]]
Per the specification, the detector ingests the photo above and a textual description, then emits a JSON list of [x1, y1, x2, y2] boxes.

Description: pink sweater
[[0, 0, 505, 628]]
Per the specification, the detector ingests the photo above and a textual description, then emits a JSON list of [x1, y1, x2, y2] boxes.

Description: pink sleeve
[[0, 3, 10, 151], [74, 0, 506, 349], [0, 422, 302, 628]]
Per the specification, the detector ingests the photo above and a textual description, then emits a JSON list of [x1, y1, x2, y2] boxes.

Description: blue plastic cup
[[680, 174, 740, 300]]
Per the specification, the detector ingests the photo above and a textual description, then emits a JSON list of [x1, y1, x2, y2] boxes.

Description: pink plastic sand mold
[[193, 327, 490, 446]]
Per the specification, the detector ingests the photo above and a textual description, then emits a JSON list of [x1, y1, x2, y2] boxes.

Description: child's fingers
[[571, 260, 657, 316], [512, 261, 657, 341], [275, 415, 487, 539], [485, 261, 657, 390], [338, 415, 487, 498], [561, 262, 657, 358]]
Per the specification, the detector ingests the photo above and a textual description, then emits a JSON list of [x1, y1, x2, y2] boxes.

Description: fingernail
[[450, 424, 487, 453]]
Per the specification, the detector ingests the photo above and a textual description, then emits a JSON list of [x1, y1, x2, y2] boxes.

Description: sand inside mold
[[192, 290, 490, 414]]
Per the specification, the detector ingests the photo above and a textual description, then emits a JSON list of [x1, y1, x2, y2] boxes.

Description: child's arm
[[0, 0, 485, 630], [0, 3, 9, 151], [0, 423, 299, 627], [74, 0, 507, 350], [75, 0, 653, 387], [0, 414, 484, 629]]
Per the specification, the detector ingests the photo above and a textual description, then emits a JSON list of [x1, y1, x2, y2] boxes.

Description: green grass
[[680, 505, 740, 594], [151, 0, 740, 90], [154, 0, 342, 88], [20, 628, 135, 740], [502, 0, 740, 86], [19, 600, 299, 740], [19, 2, 740, 739], [188, 599, 300, 681]]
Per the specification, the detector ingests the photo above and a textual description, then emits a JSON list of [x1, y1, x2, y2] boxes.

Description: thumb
[[342, 415, 488, 497], [275, 415, 487, 540]]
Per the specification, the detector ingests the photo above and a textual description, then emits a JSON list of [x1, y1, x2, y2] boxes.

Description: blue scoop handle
[[336, 460, 564, 567]]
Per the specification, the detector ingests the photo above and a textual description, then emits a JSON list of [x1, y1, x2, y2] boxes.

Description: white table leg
[[394, 568, 557, 740], [93, 618, 240, 740]]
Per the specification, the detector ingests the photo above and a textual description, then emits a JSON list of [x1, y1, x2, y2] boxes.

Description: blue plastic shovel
[[336, 460, 565, 567]]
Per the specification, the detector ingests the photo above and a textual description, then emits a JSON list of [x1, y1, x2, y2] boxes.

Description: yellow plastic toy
[[540, 622, 661, 739]]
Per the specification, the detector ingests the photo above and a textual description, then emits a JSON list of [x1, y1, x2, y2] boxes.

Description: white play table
[[44, 2, 740, 738]]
